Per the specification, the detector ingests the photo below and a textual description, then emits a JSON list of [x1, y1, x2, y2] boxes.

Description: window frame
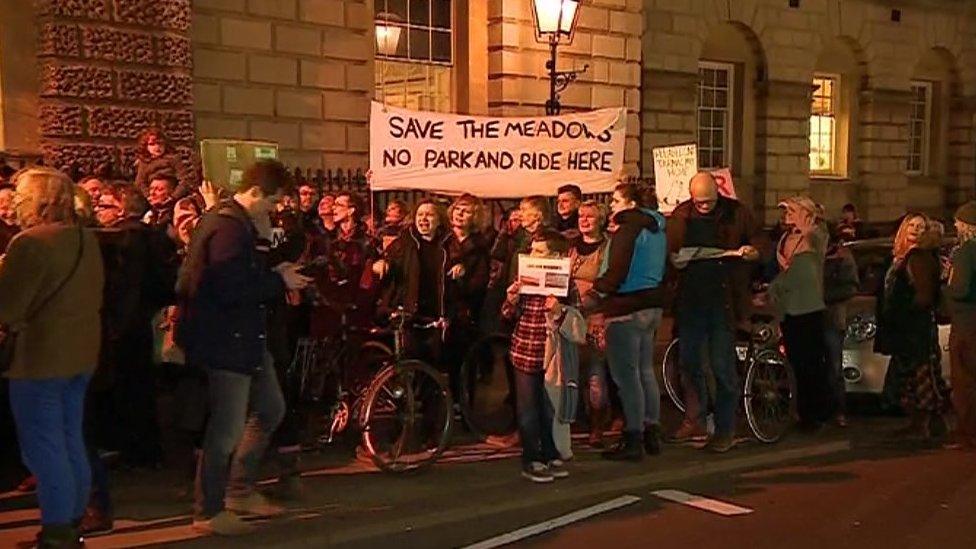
[[374, 0, 455, 67], [809, 73, 840, 177], [696, 60, 735, 171], [907, 80, 932, 176]]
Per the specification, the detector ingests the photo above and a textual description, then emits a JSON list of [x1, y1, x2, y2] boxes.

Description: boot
[[587, 406, 609, 448], [601, 430, 643, 462], [891, 410, 927, 439], [643, 424, 662, 456], [32, 524, 82, 548]]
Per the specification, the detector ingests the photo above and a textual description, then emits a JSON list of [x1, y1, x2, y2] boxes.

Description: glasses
[[299, 190, 317, 196], [334, 200, 351, 209]]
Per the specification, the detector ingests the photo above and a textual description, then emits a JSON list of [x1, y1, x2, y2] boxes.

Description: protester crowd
[[1, 127, 976, 547]]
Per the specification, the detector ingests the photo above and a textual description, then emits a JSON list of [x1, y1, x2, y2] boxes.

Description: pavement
[[5, 415, 966, 548]]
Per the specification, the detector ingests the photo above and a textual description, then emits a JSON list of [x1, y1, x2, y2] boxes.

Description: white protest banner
[[653, 143, 698, 214], [710, 167, 737, 199], [517, 255, 571, 297], [369, 102, 626, 197]]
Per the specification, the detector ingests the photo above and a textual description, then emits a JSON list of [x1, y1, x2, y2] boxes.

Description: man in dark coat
[[176, 161, 310, 536]]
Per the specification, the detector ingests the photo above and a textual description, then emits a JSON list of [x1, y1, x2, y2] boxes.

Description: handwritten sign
[[369, 102, 626, 197], [653, 143, 698, 214], [517, 255, 571, 297], [710, 167, 737, 199]]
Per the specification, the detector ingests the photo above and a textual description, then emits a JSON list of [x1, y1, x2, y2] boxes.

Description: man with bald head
[[665, 171, 761, 453]]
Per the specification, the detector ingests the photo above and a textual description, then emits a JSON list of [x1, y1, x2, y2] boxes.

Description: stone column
[[947, 95, 976, 212], [756, 80, 811, 225], [858, 88, 911, 221], [35, 0, 195, 179]]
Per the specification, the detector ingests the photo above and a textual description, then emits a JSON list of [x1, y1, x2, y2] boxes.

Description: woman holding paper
[[583, 183, 667, 461]]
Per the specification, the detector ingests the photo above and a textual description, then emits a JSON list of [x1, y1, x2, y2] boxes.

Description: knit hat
[[954, 201, 976, 225]]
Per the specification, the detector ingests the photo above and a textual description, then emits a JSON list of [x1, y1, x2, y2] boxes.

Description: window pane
[[714, 110, 725, 128], [409, 0, 430, 25], [431, 0, 451, 28], [408, 28, 431, 60], [431, 30, 451, 62], [715, 89, 727, 108], [716, 69, 727, 87], [699, 109, 712, 127], [387, 0, 407, 18]]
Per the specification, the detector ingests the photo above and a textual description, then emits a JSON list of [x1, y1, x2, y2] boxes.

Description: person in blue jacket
[[583, 182, 667, 461]]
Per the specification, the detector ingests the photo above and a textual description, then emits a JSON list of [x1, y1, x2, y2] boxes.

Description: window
[[809, 75, 838, 174], [375, 1, 454, 112], [697, 62, 733, 170], [907, 81, 931, 175]]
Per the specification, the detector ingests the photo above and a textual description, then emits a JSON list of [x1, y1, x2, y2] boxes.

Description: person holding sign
[[502, 230, 572, 483], [583, 183, 668, 462], [665, 172, 761, 453]]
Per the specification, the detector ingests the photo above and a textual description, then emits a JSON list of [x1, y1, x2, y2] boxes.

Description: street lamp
[[375, 12, 403, 57], [531, 0, 587, 115]]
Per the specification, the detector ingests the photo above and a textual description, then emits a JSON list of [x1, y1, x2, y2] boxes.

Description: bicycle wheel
[[458, 333, 517, 439], [661, 338, 685, 413], [361, 360, 453, 473], [743, 349, 796, 443]]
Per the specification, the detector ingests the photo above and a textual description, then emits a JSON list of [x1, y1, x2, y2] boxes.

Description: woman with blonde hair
[[0, 167, 104, 547], [878, 213, 950, 439], [769, 196, 833, 429]]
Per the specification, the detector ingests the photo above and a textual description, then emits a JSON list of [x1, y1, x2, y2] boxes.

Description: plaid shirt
[[504, 294, 548, 373]]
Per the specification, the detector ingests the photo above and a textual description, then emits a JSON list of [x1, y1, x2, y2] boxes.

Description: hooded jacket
[[592, 208, 667, 318], [444, 230, 490, 323]]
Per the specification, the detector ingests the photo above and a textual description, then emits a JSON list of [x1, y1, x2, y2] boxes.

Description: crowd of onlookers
[[2, 127, 975, 546]]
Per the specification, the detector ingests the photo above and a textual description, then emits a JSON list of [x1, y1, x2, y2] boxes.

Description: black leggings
[[781, 311, 835, 424]]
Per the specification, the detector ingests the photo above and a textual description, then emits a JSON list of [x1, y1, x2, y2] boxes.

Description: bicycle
[[660, 314, 797, 443], [290, 306, 454, 472], [457, 332, 517, 440]]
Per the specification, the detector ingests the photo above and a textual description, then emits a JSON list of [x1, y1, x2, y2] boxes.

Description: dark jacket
[[666, 196, 761, 325], [876, 247, 940, 359], [592, 208, 666, 317], [0, 220, 18, 253], [176, 199, 285, 374], [380, 226, 449, 318], [135, 154, 193, 200], [823, 244, 859, 305], [444, 231, 490, 323], [946, 239, 976, 326]]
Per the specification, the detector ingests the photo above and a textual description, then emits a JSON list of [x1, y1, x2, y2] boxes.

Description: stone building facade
[[1, 0, 974, 223]]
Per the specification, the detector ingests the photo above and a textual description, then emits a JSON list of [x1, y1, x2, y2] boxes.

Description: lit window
[[375, 1, 454, 113], [809, 75, 838, 174], [697, 62, 733, 170], [907, 81, 931, 175]]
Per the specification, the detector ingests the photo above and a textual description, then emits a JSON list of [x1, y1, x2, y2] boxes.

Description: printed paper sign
[[369, 102, 626, 197], [517, 255, 571, 297], [653, 143, 698, 214]]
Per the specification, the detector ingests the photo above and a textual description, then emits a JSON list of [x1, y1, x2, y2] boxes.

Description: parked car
[[840, 237, 952, 395]]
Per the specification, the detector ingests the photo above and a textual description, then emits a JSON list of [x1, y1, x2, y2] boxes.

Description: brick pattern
[[191, 0, 372, 170], [640, 0, 976, 222], [36, 0, 196, 179], [486, 0, 644, 175]]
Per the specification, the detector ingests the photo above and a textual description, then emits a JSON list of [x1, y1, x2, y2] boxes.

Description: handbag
[[0, 226, 85, 373]]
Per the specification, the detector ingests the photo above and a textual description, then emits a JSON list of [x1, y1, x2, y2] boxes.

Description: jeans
[[605, 308, 663, 433], [194, 354, 286, 519], [679, 305, 738, 436], [514, 369, 558, 467], [9, 373, 92, 525]]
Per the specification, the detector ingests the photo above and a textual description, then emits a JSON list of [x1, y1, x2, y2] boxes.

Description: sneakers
[[225, 492, 285, 516], [192, 511, 255, 536], [521, 462, 554, 483], [668, 419, 708, 443], [643, 424, 663, 456], [546, 460, 570, 479], [704, 434, 735, 453]]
